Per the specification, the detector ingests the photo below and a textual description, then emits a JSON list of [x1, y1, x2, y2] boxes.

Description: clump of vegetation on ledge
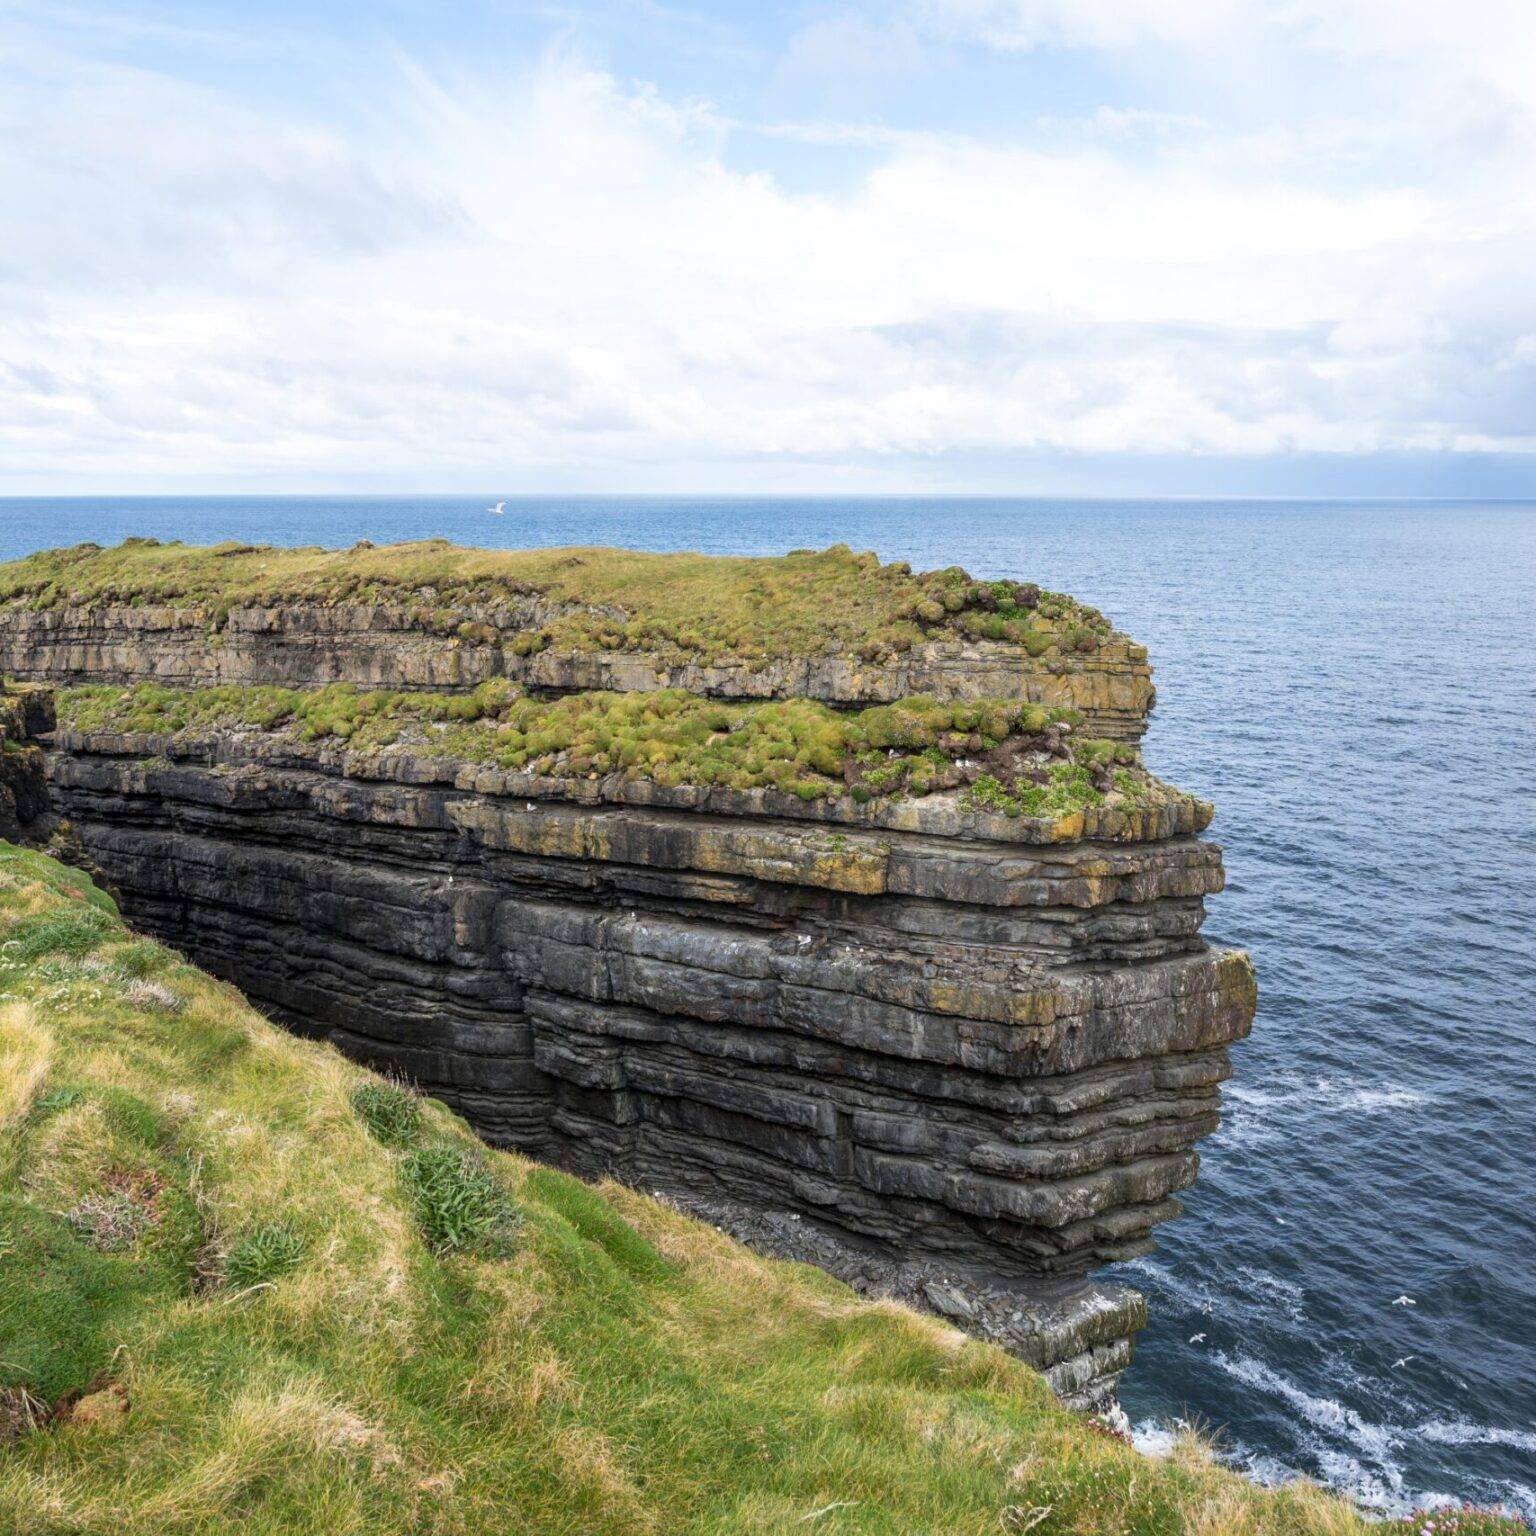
[[0, 539, 1125, 666], [57, 681, 1150, 812], [1, 844, 1522, 1536]]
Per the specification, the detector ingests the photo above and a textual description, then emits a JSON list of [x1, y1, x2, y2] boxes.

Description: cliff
[[0, 541, 1254, 1410], [5, 844, 1492, 1536]]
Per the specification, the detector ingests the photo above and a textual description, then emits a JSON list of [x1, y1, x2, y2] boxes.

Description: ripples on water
[[3, 495, 1532, 1520]]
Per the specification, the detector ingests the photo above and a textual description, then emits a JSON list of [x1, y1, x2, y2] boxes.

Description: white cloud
[[1, 15, 1535, 488], [916, 0, 1536, 74], [912, 0, 1245, 51]]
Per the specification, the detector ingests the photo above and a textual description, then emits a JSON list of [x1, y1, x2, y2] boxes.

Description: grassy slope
[[0, 846, 1517, 1536], [0, 540, 1119, 664]]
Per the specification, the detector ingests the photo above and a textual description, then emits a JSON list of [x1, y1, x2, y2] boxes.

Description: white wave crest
[[1206, 1349, 1536, 1522], [1123, 1256, 1220, 1315], [1129, 1418, 1181, 1457], [1217, 1075, 1431, 1150], [1211, 1350, 1405, 1469], [1418, 1419, 1536, 1454], [1234, 1265, 1307, 1323]]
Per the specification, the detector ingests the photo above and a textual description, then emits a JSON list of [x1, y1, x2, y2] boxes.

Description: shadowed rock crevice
[[0, 686, 53, 843]]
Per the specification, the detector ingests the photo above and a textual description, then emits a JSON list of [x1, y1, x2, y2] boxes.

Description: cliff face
[[0, 543, 1253, 1412]]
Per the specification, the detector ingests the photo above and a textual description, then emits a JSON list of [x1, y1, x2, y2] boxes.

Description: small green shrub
[[223, 1223, 307, 1290], [350, 1080, 423, 1149], [961, 761, 1108, 820], [1113, 768, 1147, 801], [115, 940, 171, 979], [35, 1086, 85, 1115], [8, 903, 115, 962], [399, 1146, 520, 1257]]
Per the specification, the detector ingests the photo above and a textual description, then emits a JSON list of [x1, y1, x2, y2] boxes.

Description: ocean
[[2, 495, 1532, 1521]]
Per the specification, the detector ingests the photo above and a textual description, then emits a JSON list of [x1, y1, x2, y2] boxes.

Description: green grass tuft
[[6, 902, 115, 962], [399, 1145, 521, 1257], [349, 1080, 423, 1149], [34, 1085, 84, 1115], [223, 1223, 308, 1290]]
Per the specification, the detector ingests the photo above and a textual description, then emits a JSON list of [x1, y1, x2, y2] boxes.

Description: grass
[[350, 1080, 423, 1149], [0, 844, 1523, 1536], [398, 1146, 521, 1258], [56, 681, 1162, 814], [222, 1224, 309, 1291], [0, 539, 1129, 667]]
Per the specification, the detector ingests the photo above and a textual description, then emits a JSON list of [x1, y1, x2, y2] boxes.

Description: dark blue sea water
[[3, 496, 1532, 1521]]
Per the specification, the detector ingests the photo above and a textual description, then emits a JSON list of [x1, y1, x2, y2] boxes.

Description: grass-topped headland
[[57, 679, 1158, 819], [0, 538, 1129, 667], [0, 843, 1520, 1535]]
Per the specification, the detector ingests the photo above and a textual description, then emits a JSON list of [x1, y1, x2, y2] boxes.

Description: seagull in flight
[[487, 500, 506, 515], [1188, 1333, 1207, 1344], [1391, 1356, 1416, 1369], [1391, 1295, 1416, 1307]]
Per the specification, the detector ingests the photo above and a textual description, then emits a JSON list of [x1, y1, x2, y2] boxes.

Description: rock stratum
[[0, 540, 1254, 1410]]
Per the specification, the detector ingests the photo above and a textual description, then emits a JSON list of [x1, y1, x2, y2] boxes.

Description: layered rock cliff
[[0, 541, 1254, 1411]]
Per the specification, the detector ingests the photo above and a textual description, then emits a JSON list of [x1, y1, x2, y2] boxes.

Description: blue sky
[[4, 0, 1536, 494]]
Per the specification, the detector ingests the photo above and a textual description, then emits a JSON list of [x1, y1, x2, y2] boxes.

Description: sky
[[3, 0, 1536, 496]]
